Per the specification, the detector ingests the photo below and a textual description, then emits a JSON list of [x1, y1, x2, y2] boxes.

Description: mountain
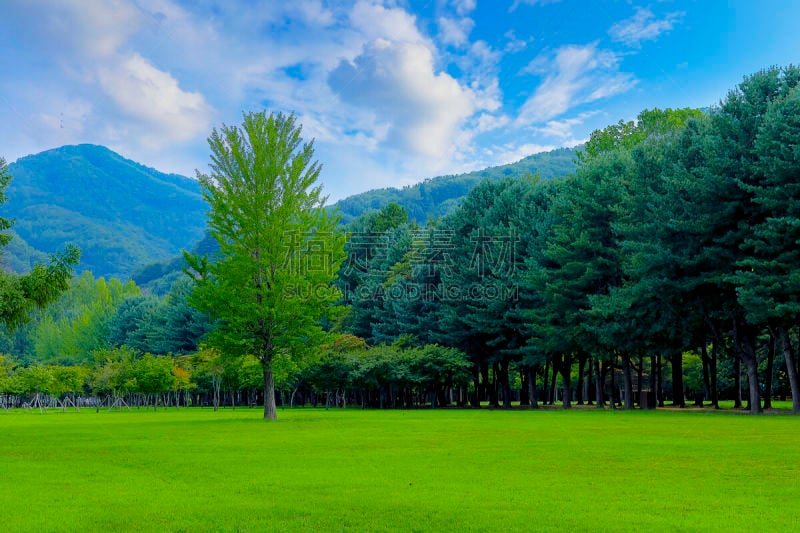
[[2, 144, 207, 279], [332, 147, 578, 224]]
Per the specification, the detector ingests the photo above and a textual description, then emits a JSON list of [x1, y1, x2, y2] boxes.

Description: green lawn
[[1, 407, 798, 532]]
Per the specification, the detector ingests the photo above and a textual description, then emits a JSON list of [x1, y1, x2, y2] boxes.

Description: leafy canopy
[[185, 111, 346, 419]]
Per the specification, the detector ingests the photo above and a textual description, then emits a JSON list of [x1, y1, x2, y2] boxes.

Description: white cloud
[[450, 0, 477, 16], [97, 53, 213, 146], [38, 100, 93, 136], [534, 111, 598, 139], [290, 0, 336, 27], [504, 30, 529, 53], [40, 0, 145, 58], [517, 43, 636, 124], [438, 17, 475, 47], [350, 1, 427, 45], [509, 0, 562, 13], [0, 85, 95, 163], [328, 39, 479, 159], [473, 113, 511, 134], [491, 143, 558, 165], [609, 8, 684, 48]]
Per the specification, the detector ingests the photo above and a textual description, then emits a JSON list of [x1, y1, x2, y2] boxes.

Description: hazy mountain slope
[[3, 144, 207, 279], [332, 147, 578, 224]]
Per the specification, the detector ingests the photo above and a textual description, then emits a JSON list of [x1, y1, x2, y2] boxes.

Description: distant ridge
[[2, 144, 207, 279], [331, 147, 578, 224]]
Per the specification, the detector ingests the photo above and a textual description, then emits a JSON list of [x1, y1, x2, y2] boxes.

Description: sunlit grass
[[1, 407, 798, 532]]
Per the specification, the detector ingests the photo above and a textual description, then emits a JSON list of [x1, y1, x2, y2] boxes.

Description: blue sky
[[1, 0, 799, 201]]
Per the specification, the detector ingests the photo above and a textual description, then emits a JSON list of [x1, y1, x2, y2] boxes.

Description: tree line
[[335, 65, 800, 414], [0, 338, 474, 412]]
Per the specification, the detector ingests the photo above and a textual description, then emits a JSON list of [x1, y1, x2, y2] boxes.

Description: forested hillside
[[332, 147, 577, 224], [2, 145, 206, 278]]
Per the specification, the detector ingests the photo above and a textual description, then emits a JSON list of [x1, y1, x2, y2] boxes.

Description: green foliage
[[134, 353, 176, 396], [12, 364, 55, 395], [434, 177, 551, 405], [131, 232, 221, 296], [0, 158, 13, 248], [0, 354, 17, 394], [577, 107, 704, 163], [106, 295, 161, 351], [185, 111, 346, 419], [735, 84, 800, 327], [105, 278, 210, 356], [29, 272, 140, 363], [301, 338, 470, 406], [90, 345, 140, 396]]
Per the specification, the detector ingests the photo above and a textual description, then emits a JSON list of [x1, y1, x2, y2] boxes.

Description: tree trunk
[[733, 318, 762, 414], [586, 356, 593, 405], [212, 378, 220, 412], [490, 361, 500, 408], [764, 332, 775, 410], [670, 352, 685, 407], [470, 365, 481, 408], [481, 361, 491, 407], [561, 354, 573, 409], [701, 341, 711, 406], [650, 354, 658, 405], [500, 361, 512, 409], [706, 321, 724, 408], [776, 327, 800, 414], [743, 353, 762, 415], [795, 329, 800, 374], [549, 357, 559, 405], [710, 341, 719, 409], [622, 354, 634, 410], [656, 353, 665, 407], [594, 358, 604, 408], [520, 370, 530, 406], [542, 359, 550, 404], [635, 356, 643, 408], [576, 354, 586, 405], [262, 365, 277, 420], [609, 357, 617, 409], [527, 368, 539, 409], [734, 351, 743, 409]]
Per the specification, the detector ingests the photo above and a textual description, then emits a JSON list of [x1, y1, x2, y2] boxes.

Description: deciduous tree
[[185, 112, 346, 420]]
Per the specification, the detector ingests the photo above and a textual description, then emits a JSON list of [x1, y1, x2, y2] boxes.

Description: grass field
[[1, 407, 798, 532]]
